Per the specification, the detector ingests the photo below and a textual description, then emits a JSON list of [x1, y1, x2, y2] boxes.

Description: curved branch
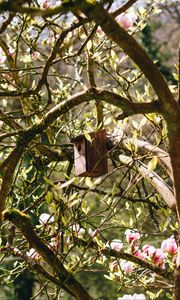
[[9, 246, 75, 296], [3, 209, 93, 300], [0, 2, 68, 17], [119, 155, 176, 212], [35, 21, 83, 93], [24, 88, 161, 135], [74, 237, 173, 281], [0, 88, 162, 224], [79, 1, 177, 113], [122, 139, 173, 180], [112, 0, 138, 18], [104, 248, 173, 281]]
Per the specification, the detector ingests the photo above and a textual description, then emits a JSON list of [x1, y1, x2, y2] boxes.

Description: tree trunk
[[167, 113, 180, 300]]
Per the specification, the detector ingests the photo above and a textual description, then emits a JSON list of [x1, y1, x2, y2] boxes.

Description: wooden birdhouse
[[73, 129, 108, 177]]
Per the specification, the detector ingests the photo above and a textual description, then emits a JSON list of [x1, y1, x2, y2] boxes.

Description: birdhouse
[[73, 129, 108, 177]]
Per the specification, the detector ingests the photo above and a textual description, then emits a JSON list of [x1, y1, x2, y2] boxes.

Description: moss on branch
[[0, 88, 162, 226], [3, 209, 93, 300]]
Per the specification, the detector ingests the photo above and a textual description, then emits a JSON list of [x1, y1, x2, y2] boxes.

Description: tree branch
[[3, 209, 93, 300], [9, 246, 75, 297], [0, 88, 162, 225], [0, 1, 68, 17], [0, 12, 15, 34], [78, 1, 176, 113], [119, 155, 176, 212], [35, 20, 83, 93], [112, 0, 139, 18], [122, 139, 173, 180], [74, 237, 173, 281]]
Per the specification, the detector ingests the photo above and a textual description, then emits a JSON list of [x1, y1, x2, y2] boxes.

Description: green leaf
[[62, 216, 70, 225], [139, 117, 147, 128], [84, 131, 92, 143], [81, 201, 91, 215], [85, 177, 94, 188], [44, 177, 55, 187], [104, 117, 112, 126], [148, 156, 158, 172], [67, 198, 81, 207], [45, 191, 53, 205], [146, 291, 156, 300], [69, 192, 78, 201], [59, 177, 76, 189], [132, 120, 139, 130], [129, 217, 134, 227], [86, 40, 92, 51], [173, 73, 178, 81], [110, 50, 118, 62], [119, 155, 132, 165]]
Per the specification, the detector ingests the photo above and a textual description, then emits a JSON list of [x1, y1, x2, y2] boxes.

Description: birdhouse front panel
[[74, 137, 87, 176], [73, 129, 108, 177]]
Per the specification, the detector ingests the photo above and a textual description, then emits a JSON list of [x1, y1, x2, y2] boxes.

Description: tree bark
[[167, 115, 180, 300], [3, 209, 93, 300]]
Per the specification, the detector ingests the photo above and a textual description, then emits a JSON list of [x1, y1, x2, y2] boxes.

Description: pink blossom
[[161, 236, 177, 255], [143, 245, 166, 268], [125, 230, 140, 245], [142, 245, 166, 268], [49, 232, 61, 251], [120, 260, 134, 274], [26, 248, 40, 260], [110, 239, 123, 252], [31, 51, 40, 60], [133, 296, 146, 300], [38, 0, 61, 9], [97, 26, 103, 34], [151, 248, 166, 268], [142, 244, 156, 256], [116, 12, 137, 29], [134, 249, 147, 260], [9, 47, 15, 56], [112, 127, 124, 143]]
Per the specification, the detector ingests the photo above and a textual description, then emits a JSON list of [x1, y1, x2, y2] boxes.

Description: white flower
[[88, 228, 98, 237], [0, 48, 6, 64], [71, 224, 85, 236], [117, 294, 146, 300], [9, 47, 15, 55], [110, 239, 123, 252], [117, 296, 132, 300], [78, 228, 85, 236], [133, 295, 146, 300], [37, 0, 60, 9], [39, 213, 54, 224], [112, 127, 124, 143], [72, 223, 80, 231]]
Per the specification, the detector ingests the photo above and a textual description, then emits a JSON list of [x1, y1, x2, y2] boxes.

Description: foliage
[[0, 0, 179, 299]]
